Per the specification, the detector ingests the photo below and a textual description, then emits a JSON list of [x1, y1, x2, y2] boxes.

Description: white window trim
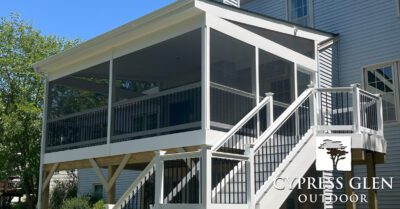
[[362, 61, 400, 123], [286, 0, 314, 27]]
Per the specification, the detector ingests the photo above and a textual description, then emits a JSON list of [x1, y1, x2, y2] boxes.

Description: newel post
[[265, 93, 274, 128], [307, 82, 318, 131], [351, 83, 361, 133], [154, 150, 166, 209], [201, 145, 212, 209], [245, 144, 255, 209], [375, 93, 384, 136]]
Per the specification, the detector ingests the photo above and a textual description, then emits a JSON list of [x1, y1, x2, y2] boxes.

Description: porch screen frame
[[203, 15, 318, 130]]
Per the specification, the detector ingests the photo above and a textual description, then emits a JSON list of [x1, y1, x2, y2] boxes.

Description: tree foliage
[[59, 197, 91, 209], [0, 14, 80, 208]]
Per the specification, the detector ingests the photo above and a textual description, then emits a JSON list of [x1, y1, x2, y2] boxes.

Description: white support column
[[351, 84, 361, 133], [202, 26, 210, 131], [201, 145, 212, 209], [107, 54, 114, 145], [37, 75, 49, 209], [154, 150, 166, 209], [245, 144, 255, 209], [254, 47, 260, 137]]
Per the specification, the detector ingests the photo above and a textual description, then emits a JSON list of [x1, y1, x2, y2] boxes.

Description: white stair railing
[[114, 84, 383, 209], [211, 94, 274, 153], [246, 87, 315, 205], [114, 158, 156, 209]]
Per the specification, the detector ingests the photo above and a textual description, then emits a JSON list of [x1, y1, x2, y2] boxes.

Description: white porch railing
[[114, 84, 384, 209]]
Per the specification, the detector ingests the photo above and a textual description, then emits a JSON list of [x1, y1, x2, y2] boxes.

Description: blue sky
[[0, 0, 175, 40]]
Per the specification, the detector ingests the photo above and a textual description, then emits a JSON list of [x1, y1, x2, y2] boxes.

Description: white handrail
[[113, 158, 156, 209], [253, 88, 314, 151], [211, 95, 273, 151]]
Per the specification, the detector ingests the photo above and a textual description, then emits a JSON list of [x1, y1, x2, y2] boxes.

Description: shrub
[[11, 202, 28, 209], [92, 200, 104, 209], [60, 197, 91, 209]]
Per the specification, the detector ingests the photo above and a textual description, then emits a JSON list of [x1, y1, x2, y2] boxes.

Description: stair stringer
[[254, 128, 316, 209]]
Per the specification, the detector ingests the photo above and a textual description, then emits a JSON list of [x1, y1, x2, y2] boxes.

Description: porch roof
[[33, 0, 335, 74]]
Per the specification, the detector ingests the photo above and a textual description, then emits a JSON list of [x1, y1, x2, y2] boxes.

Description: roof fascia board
[[34, 0, 197, 72], [195, 0, 332, 43], [205, 14, 316, 71]]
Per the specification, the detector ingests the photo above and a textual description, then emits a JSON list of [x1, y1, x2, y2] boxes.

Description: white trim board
[[206, 14, 316, 71], [43, 130, 206, 164], [195, 0, 331, 42]]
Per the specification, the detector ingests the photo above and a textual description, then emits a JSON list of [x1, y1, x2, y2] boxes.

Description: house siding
[[314, 1, 400, 209], [239, 0, 400, 209], [242, 0, 286, 20], [318, 43, 339, 88], [77, 168, 140, 201]]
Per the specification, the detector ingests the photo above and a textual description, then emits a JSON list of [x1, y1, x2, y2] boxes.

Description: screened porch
[[43, 3, 324, 154]]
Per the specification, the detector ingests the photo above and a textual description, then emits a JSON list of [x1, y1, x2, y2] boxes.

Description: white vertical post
[[245, 144, 255, 209], [107, 55, 114, 145], [308, 83, 317, 127], [37, 75, 49, 209], [154, 150, 166, 209], [294, 64, 300, 137], [351, 84, 361, 133], [265, 93, 274, 127], [376, 93, 384, 136], [254, 47, 260, 137], [202, 26, 210, 131], [201, 145, 212, 209]]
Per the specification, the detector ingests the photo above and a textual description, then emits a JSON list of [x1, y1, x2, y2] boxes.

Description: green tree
[[0, 14, 79, 209]]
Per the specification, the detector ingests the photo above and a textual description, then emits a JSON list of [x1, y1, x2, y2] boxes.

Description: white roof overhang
[[34, 0, 334, 78]]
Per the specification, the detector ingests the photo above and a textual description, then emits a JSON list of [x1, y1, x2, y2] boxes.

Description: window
[[287, 0, 313, 27], [93, 184, 103, 200], [397, 0, 400, 16], [363, 62, 400, 122]]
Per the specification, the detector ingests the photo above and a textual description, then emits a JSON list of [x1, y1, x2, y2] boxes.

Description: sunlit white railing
[[114, 84, 384, 209]]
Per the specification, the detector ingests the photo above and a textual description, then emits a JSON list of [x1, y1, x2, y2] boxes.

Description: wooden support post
[[41, 171, 50, 209], [89, 158, 108, 189], [107, 165, 117, 204], [366, 152, 378, 209], [42, 163, 59, 193], [40, 163, 59, 209], [89, 154, 132, 204], [345, 170, 356, 209]]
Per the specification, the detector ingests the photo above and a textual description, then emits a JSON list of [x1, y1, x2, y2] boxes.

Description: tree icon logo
[[318, 139, 349, 171]]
